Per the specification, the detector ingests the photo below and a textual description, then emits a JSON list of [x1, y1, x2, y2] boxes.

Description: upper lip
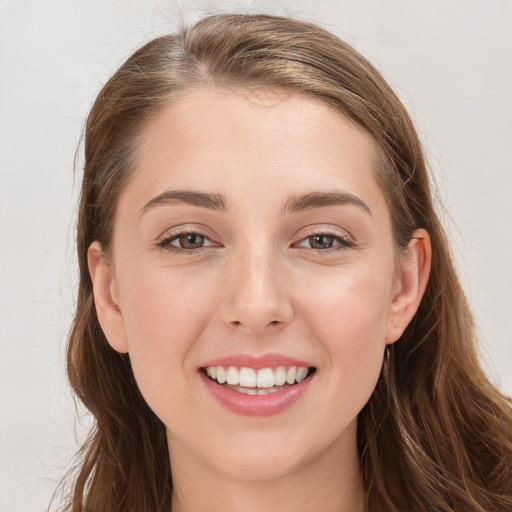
[[200, 352, 314, 370]]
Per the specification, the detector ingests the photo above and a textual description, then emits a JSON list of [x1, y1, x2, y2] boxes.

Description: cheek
[[298, 266, 391, 399], [116, 268, 218, 416], [302, 264, 392, 340], [120, 263, 219, 340]]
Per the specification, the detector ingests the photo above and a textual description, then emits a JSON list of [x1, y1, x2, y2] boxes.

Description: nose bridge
[[219, 240, 292, 333]]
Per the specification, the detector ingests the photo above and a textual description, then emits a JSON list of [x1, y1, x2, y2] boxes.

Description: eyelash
[[156, 227, 355, 255], [156, 228, 217, 254], [293, 230, 355, 254]]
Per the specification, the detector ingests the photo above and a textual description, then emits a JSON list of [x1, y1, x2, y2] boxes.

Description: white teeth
[[225, 385, 281, 395], [274, 366, 287, 386], [256, 368, 274, 388], [239, 367, 256, 387], [216, 366, 227, 384], [286, 366, 297, 384], [226, 366, 239, 385], [205, 365, 313, 389], [296, 367, 308, 382], [240, 387, 258, 395]]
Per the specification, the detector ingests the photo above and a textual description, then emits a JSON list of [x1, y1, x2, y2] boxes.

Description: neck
[[168, 422, 367, 512]]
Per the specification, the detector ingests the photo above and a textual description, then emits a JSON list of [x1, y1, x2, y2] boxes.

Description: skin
[[88, 87, 431, 512]]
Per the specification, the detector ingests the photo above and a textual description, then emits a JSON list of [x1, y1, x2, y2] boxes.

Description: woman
[[60, 13, 512, 512]]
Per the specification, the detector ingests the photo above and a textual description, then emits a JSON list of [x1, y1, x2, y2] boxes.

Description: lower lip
[[201, 372, 314, 417]]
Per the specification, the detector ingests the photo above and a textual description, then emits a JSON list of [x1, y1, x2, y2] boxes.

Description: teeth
[[225, 385, 283, 395], [216, 366, 227, 384], [274, 366, 287, 386], [239, 387, 258, 395], [239, 367, 256, 387], [256, 368, 274, 388], [226, 366, 239, 385], [286, 367, 297, 384], [204, 365, 312, 388], [296, 367, 308, 382]]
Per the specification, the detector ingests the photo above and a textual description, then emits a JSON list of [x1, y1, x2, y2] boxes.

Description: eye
[[157, 230, 216, 252], [304, 234, 337, 249], [294, 232, 354, 251], [172, 233, 209, 249]]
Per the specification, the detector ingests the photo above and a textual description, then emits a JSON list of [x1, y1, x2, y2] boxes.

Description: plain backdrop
[[0, 1, 511, 510]]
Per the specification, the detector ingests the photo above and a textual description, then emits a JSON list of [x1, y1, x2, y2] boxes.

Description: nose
[[218, 245, 293, 335]]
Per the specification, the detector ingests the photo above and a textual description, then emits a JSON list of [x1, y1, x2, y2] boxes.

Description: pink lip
[[199, 352, 315, 417], [200, 352, 313, 370], [200, 371, 314, 417]]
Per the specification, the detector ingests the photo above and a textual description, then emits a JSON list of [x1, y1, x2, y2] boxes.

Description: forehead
[[126, 87, 383, 211]]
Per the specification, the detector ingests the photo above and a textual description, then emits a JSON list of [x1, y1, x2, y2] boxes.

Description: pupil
[[310, 235, 333, 249], [180, 233, 204, 248]]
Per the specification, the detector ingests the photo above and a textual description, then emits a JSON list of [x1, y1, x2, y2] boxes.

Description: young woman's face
[[91, 88, 418, 482]]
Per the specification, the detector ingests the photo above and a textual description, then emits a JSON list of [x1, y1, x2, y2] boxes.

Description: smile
[[200, 358, 316, 416], [203, 365, 313, 395]]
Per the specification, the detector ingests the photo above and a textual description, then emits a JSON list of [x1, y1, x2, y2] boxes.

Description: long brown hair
[[59, 13, 512, 512]]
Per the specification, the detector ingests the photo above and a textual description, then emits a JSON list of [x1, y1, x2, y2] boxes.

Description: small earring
[[382, 345, 391, 382]]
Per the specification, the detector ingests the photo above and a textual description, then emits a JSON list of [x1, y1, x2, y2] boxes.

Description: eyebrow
[[139, 188, 371, 217], [140, 190, 228, 216], [282, 191, 372, 216]]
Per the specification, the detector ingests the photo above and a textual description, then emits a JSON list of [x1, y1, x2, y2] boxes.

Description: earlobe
[[87, 241, 129, 353], [385, 229, 432, 344]]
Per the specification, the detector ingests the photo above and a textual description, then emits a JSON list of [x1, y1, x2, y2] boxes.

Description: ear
[[87, 241, 129, 353], [385, 229, 431, 344]]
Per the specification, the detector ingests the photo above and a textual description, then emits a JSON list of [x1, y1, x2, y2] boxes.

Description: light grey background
[[1, 1, 510, 510]]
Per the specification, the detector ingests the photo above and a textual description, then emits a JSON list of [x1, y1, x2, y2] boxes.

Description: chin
[[207, 426, 326, 482], [219, 448, 306, 482]]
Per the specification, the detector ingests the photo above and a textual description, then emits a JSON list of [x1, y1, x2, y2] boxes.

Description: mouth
[[199, 354, 317, 416], [201, 365, 316, 395]]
